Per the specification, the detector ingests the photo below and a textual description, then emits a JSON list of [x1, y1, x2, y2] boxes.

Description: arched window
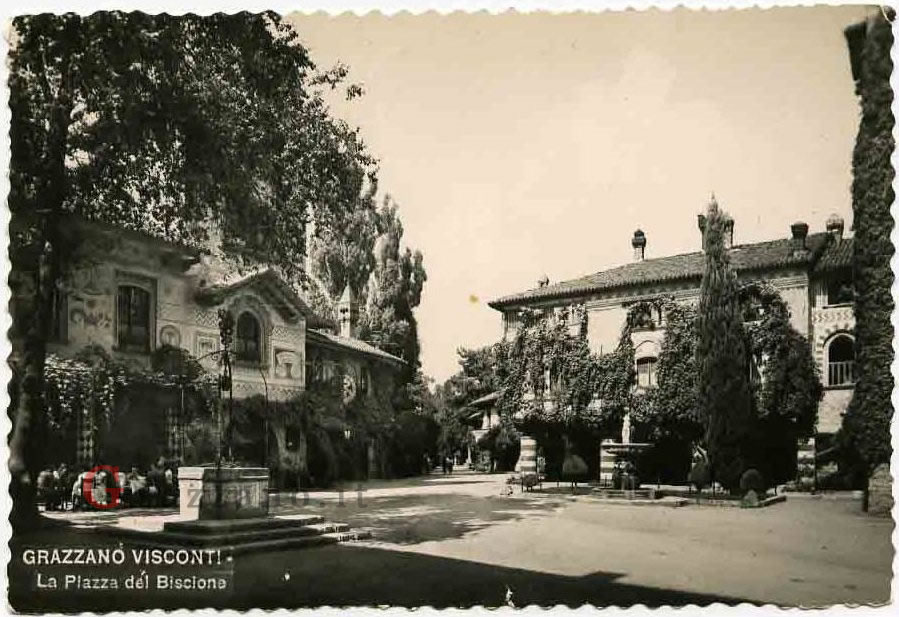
[[117, 285, 151, 353], [827, 334, 856, 386], [234, 312, 261, 363], [636, 357, 658, 388]]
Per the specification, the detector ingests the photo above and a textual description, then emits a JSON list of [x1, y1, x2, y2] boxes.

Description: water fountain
[[596, 413, 654, 498]]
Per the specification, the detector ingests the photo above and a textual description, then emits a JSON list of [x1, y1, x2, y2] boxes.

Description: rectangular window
[[117, 285, 151, 353], [636, 357, 657, 388]]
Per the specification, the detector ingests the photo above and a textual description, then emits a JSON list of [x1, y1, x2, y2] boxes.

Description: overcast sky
[[290, 5, 874, 383]]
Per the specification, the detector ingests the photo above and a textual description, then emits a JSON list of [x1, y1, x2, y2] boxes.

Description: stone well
[[178, 466, 269, 521]]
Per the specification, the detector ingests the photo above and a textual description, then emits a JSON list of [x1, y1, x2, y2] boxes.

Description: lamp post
[[217, 309, 235, 464]]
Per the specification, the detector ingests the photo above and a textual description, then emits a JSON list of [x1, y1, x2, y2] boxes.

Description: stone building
[[15, 219, 404, 468], [489, 204, 855, 480]]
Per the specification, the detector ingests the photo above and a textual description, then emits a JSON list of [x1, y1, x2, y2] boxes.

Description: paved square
[[24, 471, 890, 609]]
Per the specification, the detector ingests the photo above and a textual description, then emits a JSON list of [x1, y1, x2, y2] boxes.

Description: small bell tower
[[337, 284, 359, 339]]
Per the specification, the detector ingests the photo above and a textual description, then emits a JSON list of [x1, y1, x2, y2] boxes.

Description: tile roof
[[197, 268, 333, 328], [307, 329, 406, 365], [815, 238, 854, 272], [468, 391, 500, 408], [490, 232, 833, 309]]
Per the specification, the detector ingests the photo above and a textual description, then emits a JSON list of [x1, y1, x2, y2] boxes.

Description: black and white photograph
[[3, 3, 896, 611]]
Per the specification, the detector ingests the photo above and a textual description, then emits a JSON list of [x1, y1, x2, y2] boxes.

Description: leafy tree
[[8, 12, 374, 528], [442, 345, 503, 408], [476, 422, 520, 472], [695, 200, 753, 491], [361, 197, 427, 375], [307, 179, 381, 316], [841, 12, 895, 487]]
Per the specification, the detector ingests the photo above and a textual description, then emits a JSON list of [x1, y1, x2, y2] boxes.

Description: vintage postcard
[[3, 3, 895, 612]]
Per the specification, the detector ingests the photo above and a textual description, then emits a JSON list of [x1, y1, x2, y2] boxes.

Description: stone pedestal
[[867, 464, 893, 516], [599, 439, 616, 487], [516, 435, 537, 476], [178, 466, 269, 521]]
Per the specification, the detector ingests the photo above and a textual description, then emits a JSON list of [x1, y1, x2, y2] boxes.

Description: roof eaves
[[197, 269, 332, 327], [489, 235, 830, 310], [307, 329, 407, 366]]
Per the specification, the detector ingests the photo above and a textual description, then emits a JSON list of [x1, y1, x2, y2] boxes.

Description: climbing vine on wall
[[628, 298, 702, 443], [43, 344, 216, 432], [496, 305, 605, 428], [495, 285, 821, 465], [739, 282, 822, 440]]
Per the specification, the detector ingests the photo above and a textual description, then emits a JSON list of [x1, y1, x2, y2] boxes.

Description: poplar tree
[[695, 199, 753, 491]]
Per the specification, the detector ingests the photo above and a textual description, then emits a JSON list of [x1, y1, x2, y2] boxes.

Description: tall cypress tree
[[696, 199, 753, 491], [842, 13, 895, 484]]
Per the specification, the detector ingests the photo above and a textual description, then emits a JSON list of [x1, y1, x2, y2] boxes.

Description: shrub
[[562, 453, 588, 478], [689, 460, 710, 491], [521, 473, 539, 489], [739, 468, 766, 495]]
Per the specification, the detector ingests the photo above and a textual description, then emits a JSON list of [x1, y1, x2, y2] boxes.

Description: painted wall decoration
[[196, 334, 219, 361], [274, 349, 300, 379], [159, 325, 182, 348]]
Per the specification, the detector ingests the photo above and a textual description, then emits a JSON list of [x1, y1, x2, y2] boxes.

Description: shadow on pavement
[[275, 492, 562, 545], [9, 528, 749, 611], [234, 543, 751, 609]]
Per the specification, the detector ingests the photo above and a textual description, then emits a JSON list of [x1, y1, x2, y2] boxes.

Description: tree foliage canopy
[[360, 199, 427, 371], [10, 12, 375, 278]]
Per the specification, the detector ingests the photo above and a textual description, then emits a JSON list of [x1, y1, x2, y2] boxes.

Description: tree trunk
[[9, 93, 72, 531], [9, 243, 57, 531]]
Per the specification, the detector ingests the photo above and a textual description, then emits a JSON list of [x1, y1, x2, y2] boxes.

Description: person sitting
[[146, 461, 165, 507], [125, 467, 148, 507], [37, 467, 59, 511], [54, 464, 71, 511], [91, 468, 110, 507], [71, 467, 91, 511]]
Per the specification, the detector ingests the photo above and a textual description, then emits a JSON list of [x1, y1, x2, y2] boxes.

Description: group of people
[[36, 463, 73, 511], [421, 453, 458, 475], [441, 455, 455, 475], [36, 458, 180, 511]]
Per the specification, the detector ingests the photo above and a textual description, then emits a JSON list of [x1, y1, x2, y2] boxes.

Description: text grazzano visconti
[[23, 547, 225, 566]]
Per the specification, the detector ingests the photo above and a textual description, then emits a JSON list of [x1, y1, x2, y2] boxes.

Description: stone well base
[[178, 466, 269, 521]]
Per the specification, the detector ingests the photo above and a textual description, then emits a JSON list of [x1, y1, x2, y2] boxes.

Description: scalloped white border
[[0, 2, 895, 616]]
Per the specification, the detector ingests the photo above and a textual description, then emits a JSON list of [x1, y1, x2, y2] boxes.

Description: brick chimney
[[790, 221, 809, 256], [631, 229, 647, 262], [697, 214, 707, 250], [826, 214, 845, 241]]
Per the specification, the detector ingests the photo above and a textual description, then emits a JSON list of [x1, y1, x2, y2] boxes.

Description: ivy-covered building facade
[[10, 219, 405, 475], [489, 212, 854, 486]]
